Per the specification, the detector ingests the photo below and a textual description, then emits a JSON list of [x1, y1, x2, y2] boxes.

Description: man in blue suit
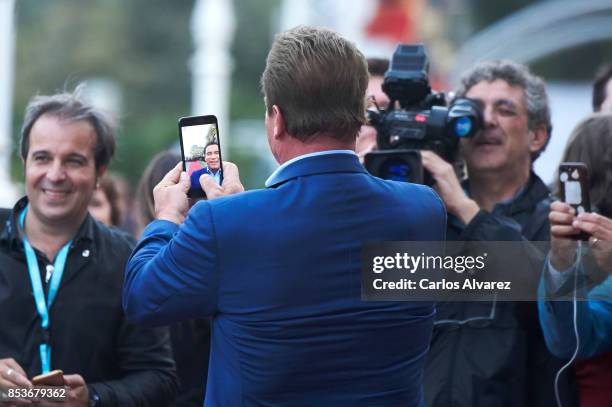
[[190, 142, 222, 188], [124, 26, 446, 406]]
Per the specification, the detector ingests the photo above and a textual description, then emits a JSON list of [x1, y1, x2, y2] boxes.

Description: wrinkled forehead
[[466, 79, 526, 108], [28, 114, 97, 157]]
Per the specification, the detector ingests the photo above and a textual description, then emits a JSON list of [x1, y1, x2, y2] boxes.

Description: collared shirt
[[206, 167, 222, 185], [265, 150, 358, 187], [0, 197, 178, 406]]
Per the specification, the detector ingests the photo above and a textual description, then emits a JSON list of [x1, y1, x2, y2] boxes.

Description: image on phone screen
[[179, 115, 223, 198]]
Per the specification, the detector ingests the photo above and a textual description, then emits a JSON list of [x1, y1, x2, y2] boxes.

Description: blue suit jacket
[[124, 152, 446, 406], [190, 166, 222, 189]]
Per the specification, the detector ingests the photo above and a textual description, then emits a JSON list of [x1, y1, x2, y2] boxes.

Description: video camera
[[364, 44, 483, 184]]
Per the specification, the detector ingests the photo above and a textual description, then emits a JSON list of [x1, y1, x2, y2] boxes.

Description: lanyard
[[19, 206, 72, 374]]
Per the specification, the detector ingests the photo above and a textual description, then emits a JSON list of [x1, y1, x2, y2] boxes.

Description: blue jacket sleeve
[[123, 202, 219, 326], [538, 264, 612, 359]]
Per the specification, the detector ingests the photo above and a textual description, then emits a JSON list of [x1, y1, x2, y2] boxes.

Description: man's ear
[[270, 105, 286, 140], [528, 126, 549, 154], [95, 165, 108, 187]]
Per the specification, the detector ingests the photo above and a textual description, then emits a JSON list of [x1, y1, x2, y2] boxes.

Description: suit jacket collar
[[265, 151, 367, 188]]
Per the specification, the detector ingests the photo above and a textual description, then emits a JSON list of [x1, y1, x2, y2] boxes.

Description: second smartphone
[[559, 162, 591, 240]]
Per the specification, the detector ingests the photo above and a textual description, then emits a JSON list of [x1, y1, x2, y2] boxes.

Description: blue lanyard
[[19, 206, 72, 374]]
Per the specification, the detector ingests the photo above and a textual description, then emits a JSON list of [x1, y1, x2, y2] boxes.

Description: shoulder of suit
[[384, 181, 445, 212], [203, 188, 271, 208], [385, 179, 437, 196]]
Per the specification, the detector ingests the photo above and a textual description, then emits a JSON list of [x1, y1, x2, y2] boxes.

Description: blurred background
[[1, 0, 611, 207]]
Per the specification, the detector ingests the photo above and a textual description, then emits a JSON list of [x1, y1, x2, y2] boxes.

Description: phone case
[[559, 162, 590, 240], [32, 369, 65, 386]]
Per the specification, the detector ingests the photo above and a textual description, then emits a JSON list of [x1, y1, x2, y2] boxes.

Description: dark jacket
[[424, 174, 578, 407], [0, 197, 178, 406]]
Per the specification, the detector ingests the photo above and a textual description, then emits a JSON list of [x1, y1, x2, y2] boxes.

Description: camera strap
[[19, 205, 72, 374]]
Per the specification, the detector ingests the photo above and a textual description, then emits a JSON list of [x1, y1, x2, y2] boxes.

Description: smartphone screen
[[178, 115, 223, 199]]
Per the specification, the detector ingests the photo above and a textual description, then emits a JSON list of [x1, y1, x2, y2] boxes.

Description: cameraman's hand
[[356, 125, 377, 165], [421, 150, 479, 224], [199, 161, 244, 200], [154, 162, 190, 225]]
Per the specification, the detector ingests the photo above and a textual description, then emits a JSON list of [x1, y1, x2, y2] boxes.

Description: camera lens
[[381, 158, 412, 182], [364, 150, 423, 184], [452, 116, 474, 138]]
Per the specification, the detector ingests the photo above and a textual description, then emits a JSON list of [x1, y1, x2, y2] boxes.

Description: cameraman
[[420, 61, 577, 406], [356, 58, 390, 163], [356, 59, 576, 405]]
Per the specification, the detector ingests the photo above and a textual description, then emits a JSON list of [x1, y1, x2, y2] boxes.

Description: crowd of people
[[1, 25, 612, 407]]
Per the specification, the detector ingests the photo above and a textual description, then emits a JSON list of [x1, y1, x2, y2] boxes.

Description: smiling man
[[190, 142, 222, 187], [420, 61, 576, 406], [0, 88, 177, 406]]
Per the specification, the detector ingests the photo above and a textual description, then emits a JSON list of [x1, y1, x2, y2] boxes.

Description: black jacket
[[424, 174, 578, 407], [0, 197, 178, 406]]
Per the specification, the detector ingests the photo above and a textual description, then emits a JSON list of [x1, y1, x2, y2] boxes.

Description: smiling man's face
[[25, 114, 100, 227], [461, 79, 534, 177], [205, 143, 220, 171]]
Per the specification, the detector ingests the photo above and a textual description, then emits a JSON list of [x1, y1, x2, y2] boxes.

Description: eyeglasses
[[433, 295, 498, 331]]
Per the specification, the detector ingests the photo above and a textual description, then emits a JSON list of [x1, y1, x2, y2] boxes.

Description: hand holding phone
[[178, 115, 223, 199], [559, 162, 591, 240], [32, 369, 65, 386]]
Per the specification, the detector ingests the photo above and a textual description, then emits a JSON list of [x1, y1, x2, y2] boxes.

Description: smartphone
[[32, 369, 65, 386], [559, 162, 591, 240], [178, 115, 223, 199]]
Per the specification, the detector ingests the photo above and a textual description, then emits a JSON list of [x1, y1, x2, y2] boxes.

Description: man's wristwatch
[[89, 389, 100, 406]]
